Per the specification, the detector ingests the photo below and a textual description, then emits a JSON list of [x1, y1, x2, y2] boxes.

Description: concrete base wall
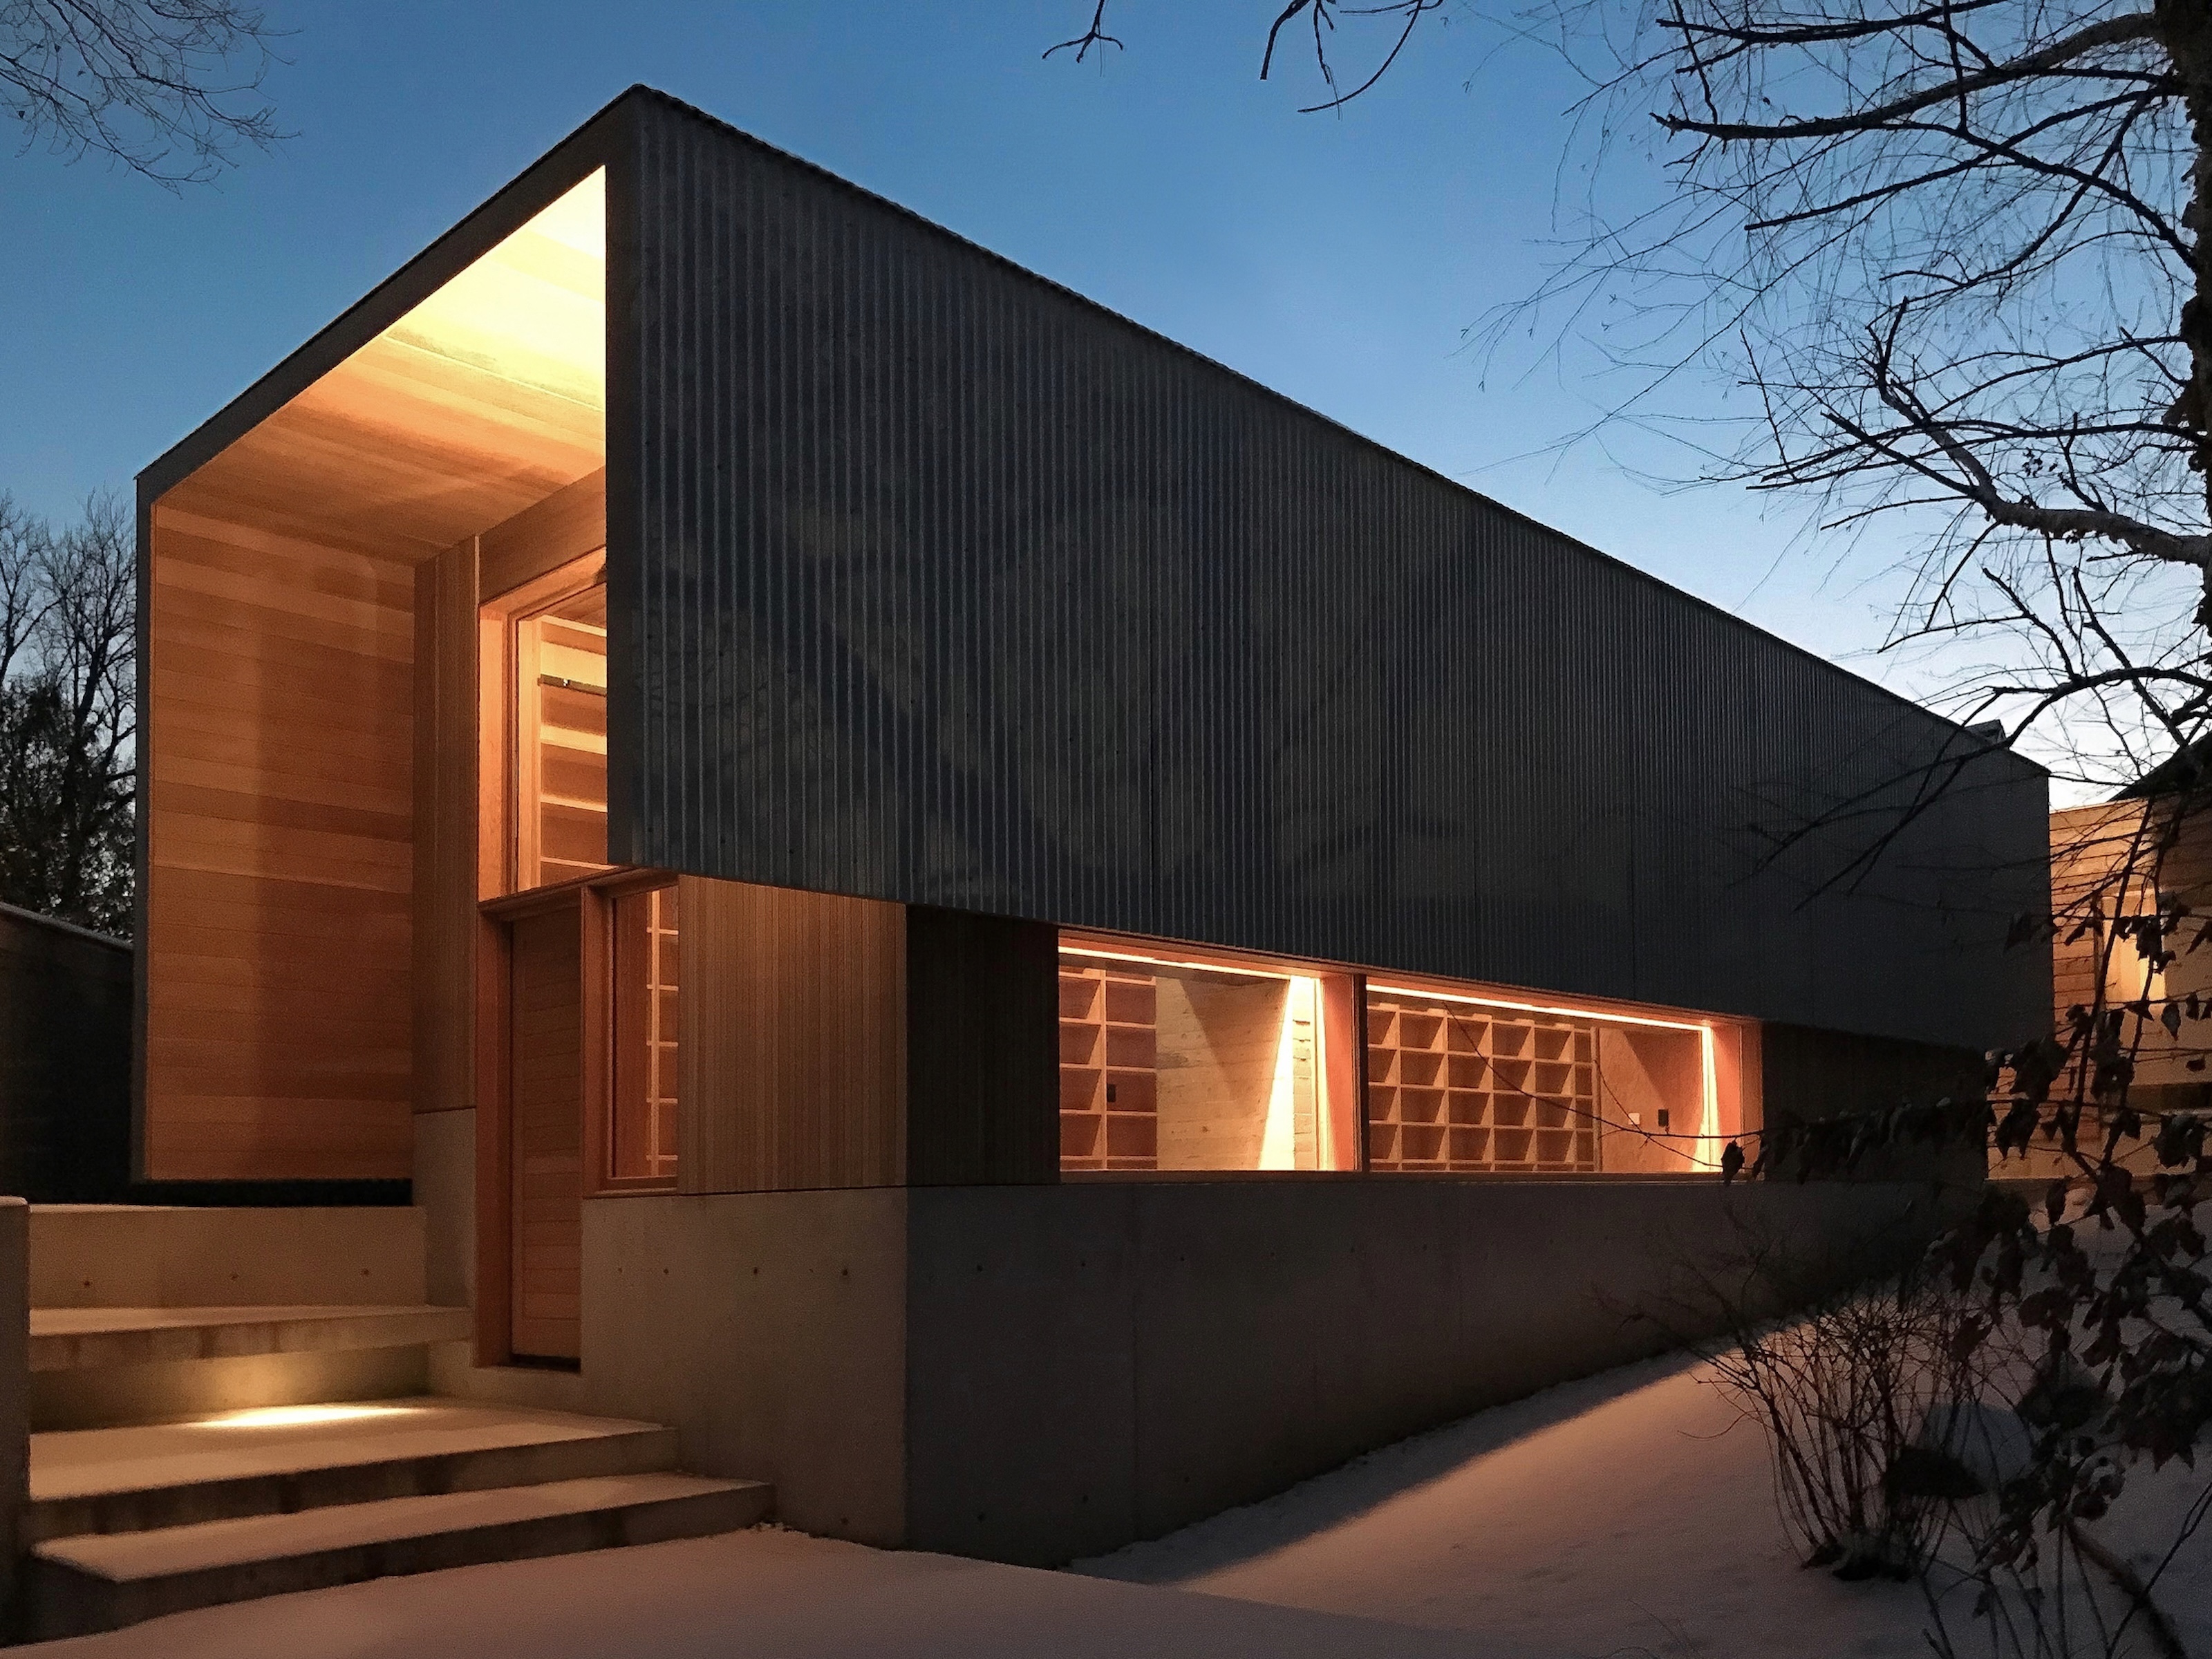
[[573, 1175, 1940, 1565], [29, 1206, 427, 1309], [579, 1190, 908, 1543], [903, 1178, 1935, 1562], [413, 1109, 475, 1313]]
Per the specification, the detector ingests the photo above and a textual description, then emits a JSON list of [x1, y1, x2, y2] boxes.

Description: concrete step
[[28, 1398, 680, 1543], [30, 1304, 474, 1372], [28, 1470, 774, 1638]]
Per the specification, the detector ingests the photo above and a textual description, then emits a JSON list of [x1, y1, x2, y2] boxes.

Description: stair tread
[[30, 1305, 472, 1372], [32, 1398, 673, 1503], [32, 1306, 461, 1335], [36, 1472, 765, 1581]]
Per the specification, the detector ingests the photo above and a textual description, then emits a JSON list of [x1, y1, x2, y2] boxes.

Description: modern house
[[16, 85, 2048, 1630]]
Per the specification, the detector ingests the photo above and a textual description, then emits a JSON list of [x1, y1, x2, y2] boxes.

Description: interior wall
[[1595, 1027, 1707, 1175], [677, 876, 908, 1192], [1154, 976, 1290, 1170], [142, 503, 417, 1181]]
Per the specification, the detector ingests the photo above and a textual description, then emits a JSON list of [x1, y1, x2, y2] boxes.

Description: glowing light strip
[[1258, 980, 1308, 1170], [1696, 1025, 1721, 1170], [1060, 944, 1292, 982], [1066, 956, 1734, 1170], [1374, 981, 1727, 1166], [1366, 983, 1710, 1034]]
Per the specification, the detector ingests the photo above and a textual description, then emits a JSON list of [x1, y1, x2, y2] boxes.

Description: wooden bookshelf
[[1059, 964, 1159, 1171], [1367, 995, 1597, 1173], [515, 583, 610, 891]]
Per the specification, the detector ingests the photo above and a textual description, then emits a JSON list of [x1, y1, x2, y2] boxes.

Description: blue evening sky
[[0, 2, 1920, 684]]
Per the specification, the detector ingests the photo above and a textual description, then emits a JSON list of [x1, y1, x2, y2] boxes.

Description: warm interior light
[[1258, 975, 1321, 1170], [1366, 982, 1709, 1034], [1061, 944, 1291, 982], [1696, 1024, 1723, 1171], [377, 169, 606, 414], [1372, 981, 1732, 1172], [198, 1404, 412, 1430]]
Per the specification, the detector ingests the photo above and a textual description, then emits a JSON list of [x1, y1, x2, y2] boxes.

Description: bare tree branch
[[1044, 1, 1123, 64], [1, 0, 285, 185], [1656, 10, 2163, 143]]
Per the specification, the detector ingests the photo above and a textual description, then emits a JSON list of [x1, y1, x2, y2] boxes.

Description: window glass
[[1366, 995, 1597, 1171], [1369, 985, 1738, 1176], [1058, 944, 1360, 1172], [609, 883, 679, 1185], [516, 583, 608, 890]]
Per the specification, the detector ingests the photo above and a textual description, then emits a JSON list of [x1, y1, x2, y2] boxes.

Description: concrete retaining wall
[[581, 1174, 1940, 1564], [581, 1190, 909, 1543], [29, 1206, 427, 1308]]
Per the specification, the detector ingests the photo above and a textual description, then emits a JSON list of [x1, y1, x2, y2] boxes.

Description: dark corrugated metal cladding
[[615, 93, 2048, 1051]]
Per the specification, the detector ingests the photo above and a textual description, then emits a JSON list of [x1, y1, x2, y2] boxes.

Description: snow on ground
[[1078, 1349, 2212, 1659], [35, 1526, 1515, 1659], [36, 1347, 2212, 1658], [1077, 1350, 1938, 1658]]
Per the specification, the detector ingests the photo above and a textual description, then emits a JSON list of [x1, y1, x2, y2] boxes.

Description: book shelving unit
[[1059, 964, 1160, 1171], [1367, 995, 1597, 1172]]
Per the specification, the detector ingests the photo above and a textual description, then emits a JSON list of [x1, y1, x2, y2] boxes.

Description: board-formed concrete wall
[[580, 1175, 1942, 1564], [580, 1188, 910, 1543]]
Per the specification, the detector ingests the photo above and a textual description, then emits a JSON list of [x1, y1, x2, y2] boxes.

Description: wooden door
[[507, 904, 583, 1361]]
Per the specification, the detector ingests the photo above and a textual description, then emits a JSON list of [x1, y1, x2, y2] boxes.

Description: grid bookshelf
[[1059, 964, 1159, 1171], [1366, 995, 1597, 1173]]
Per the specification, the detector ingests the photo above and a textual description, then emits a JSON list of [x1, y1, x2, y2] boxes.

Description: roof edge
[[135, 86, 644, 507], [0, 900, 129, 952]]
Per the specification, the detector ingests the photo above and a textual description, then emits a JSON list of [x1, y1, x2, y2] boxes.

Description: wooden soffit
[[159, 169, 607, 563]]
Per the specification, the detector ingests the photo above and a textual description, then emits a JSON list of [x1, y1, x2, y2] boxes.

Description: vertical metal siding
[[614, 93, 2047, 1052]]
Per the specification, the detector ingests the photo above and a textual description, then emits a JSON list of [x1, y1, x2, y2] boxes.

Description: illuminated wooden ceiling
[[158, 170, 606, 563]]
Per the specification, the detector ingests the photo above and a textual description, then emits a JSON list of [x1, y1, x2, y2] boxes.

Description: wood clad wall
[[676, 877, 907, 1192], [413, 541, 479, 1116], [508, 904, 584, 1359], [144, 505, 415, 1180], [906, 906, 1058, 1185], [2050, 802, 2152, 1022], [479, 469, 606, 601], [2048, 800, 2212, 1103]]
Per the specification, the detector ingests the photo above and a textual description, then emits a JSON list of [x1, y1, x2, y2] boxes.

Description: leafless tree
[[1054, 1, 2206, 802], [0, 491, 135, 935], [2, 0, 283, 185]]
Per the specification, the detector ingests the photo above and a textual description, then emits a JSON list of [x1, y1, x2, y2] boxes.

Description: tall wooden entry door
[[476, 558, 676, 1370], [506, 903, 584, 1362]]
